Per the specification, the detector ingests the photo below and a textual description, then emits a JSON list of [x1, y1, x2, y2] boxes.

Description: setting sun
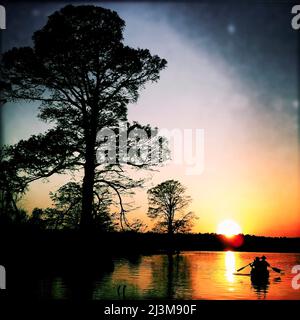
[[217, 220, 242, 238]]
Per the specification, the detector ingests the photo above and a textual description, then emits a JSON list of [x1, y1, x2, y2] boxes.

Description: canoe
[[250, 268, 269, 282]]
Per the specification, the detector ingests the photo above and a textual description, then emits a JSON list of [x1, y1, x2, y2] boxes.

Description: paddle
[[260, 256, 282, 273], [237, 264, 282, 273], [236, 263, 252, 272], [270, 266, 282, 273]]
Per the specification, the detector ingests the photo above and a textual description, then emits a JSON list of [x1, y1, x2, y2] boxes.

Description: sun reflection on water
[[225, 251, 235, 283]]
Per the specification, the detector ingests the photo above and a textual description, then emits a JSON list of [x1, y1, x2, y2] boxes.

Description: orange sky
[[3, 2, 300, 237]]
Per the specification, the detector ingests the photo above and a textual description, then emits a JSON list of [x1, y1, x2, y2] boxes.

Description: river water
[[39, 251, 300, 300]]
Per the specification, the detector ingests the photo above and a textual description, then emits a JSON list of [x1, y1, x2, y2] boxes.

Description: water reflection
[[225, 251, 235, 283], [150, 253, 193, 299], [251, 279, 270, 300], [167, 254, 174, 298], [273, 277, 281, 283], [37, 251, 300, 300]]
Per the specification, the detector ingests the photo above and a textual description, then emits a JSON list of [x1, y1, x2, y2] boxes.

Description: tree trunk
[[167, 207, 174, 235], [81, 153, 95, 229], [80, 102, 99, 230], [168, 219, 173, 236], [81, 123, 97, 230]]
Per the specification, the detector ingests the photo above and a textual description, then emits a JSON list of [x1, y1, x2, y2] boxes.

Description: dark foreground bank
[[0, 227, 299, 299]]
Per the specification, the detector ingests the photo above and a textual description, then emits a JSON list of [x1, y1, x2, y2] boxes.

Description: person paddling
[[260, 256, 270, 272], [237, 256, 282, 274], [250, 257, 261, 271]]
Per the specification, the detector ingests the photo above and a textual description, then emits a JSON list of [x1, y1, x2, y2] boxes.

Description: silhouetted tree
[[1, 5, 167, 230], [1, 130, 79, 225], [30, 182, 117, 230], [30, 208, 45, 227], [147, 180, 195, 235], [0, 146, 29, 225]]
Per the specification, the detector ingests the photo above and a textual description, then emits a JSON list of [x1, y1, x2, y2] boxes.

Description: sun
[[217, 219, 242, 238]]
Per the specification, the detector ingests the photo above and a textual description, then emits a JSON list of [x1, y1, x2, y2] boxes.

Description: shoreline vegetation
[[1, 228, 299, 257]]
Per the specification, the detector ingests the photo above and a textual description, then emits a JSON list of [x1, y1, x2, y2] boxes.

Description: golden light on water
[[225, 251, 236, 283]]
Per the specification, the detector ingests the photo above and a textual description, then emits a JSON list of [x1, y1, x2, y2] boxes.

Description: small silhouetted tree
[[31, 182, 117, 230], [147, 180, 195, 235], [0, 146, 29, 225], [1, 5, 167, 230], [30, 208, 45, 227]]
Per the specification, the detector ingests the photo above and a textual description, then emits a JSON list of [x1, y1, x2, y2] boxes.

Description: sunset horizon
[[2, 1, 299, 238]]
